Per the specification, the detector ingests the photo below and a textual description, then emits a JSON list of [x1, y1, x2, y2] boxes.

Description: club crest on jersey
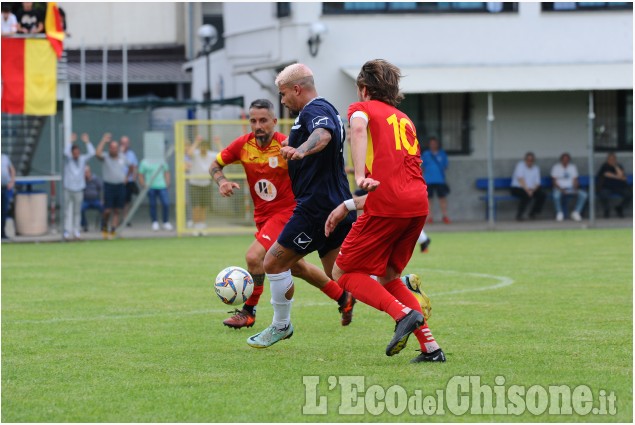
[[268, 157, 279, 168], [293, 232, 312, 250], [254, 179, 277, 202], [312, 116, 329, 129]]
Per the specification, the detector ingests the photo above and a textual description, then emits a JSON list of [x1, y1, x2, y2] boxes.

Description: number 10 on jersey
[[387, 114, 419, 155]]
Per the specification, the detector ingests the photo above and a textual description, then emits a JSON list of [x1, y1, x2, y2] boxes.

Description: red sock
[[320, 280, 344, 302], [383, 278, 423, 314], [245, 284, 264, 307], [414, 324, 440, 353], [339, 273, 410, 321]]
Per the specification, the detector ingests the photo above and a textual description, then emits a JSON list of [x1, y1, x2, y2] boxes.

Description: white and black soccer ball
[[214, 266, 254, 306]]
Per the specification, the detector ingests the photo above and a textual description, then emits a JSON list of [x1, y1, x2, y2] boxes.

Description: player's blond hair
[[275, 63, 315, 88]]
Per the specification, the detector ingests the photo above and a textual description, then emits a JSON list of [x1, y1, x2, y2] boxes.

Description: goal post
[[173, 118, 295, 236]]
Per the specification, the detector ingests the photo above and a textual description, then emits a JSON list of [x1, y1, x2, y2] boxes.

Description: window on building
[[400, 93, 471, 154], [277, 2, 291, 17], [594, 90, 632, 152], [323, 2, 518, 14], [542, 2, 632, 11]]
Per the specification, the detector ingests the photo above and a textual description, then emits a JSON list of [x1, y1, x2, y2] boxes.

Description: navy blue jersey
[[287, 97, 352, 218]]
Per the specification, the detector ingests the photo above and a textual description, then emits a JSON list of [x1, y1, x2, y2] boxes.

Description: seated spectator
[[138, 158, 172, 231], [510, 152, 546, 221], [1, 4, 18, 35], [16, 2, 43, 34], [81, 165, 104, 232], [597, 152, 632, 218], [550, 152, 587, 222]]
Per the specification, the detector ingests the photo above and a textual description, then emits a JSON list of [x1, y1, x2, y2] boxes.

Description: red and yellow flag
[[1, 37, 58, 115], [45, 2, 65, 59]]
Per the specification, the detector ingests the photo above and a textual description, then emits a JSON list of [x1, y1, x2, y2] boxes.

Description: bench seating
[[475, 175, 632, 219]]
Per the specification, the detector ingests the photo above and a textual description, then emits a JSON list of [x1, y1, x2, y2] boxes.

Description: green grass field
[[2, 228, 632, 422]]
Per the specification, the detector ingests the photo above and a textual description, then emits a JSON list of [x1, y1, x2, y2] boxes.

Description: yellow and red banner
[[45, 2, 65, 59], [1, 37, 58, 115]]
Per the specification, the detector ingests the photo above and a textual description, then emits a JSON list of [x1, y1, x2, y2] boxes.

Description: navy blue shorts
[[104, 183, 126, 210], [277, 209, 356, 258]]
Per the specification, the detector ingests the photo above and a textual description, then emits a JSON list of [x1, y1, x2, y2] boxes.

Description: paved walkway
[[2, 216, 632, 244]]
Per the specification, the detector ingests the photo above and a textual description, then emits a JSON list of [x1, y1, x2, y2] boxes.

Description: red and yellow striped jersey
[[217, 132, 296, 226]]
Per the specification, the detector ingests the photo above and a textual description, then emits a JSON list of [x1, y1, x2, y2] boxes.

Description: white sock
[[417, 229, 429, 244], [267, 270, 294, 330]]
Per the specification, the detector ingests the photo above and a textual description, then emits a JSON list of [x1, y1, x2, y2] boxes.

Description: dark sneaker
[[386, 310, 424, 356], [615, 206, 624, 218], [420, 238, 431, 253], [223, 308, 256, 329], [411, 348, 446, 363], [338, 291, 356, 326]]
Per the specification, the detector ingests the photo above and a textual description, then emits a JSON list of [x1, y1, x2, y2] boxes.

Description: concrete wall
[[60, 2, 184, 48]]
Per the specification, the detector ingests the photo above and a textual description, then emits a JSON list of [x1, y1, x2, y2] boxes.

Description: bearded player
[[209, 99, 355, 330]]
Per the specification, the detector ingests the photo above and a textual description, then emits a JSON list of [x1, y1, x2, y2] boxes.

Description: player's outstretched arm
[[281, 128, 331, 161], [325, 195, 366, 236], [210, 159, 240, 197]]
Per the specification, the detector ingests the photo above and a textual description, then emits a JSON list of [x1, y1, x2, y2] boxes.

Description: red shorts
[[336, 214, 426, 277], [255, 210, 293, 251]]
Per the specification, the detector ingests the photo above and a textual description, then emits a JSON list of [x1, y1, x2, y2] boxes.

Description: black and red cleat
[[223, 309, 255, 329], [338, 291, 356, 326]]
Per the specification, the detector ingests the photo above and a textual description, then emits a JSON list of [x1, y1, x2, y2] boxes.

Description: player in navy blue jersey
[[247, 63, 357, 349]]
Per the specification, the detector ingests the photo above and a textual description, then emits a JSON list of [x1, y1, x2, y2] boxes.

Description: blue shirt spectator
[[421, 139, 448, 185]]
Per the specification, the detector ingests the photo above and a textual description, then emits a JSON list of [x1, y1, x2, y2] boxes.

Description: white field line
[[5, 269, 514, 325]]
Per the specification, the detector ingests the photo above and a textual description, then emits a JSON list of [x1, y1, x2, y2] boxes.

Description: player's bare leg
[[292, 252, 356, 326], [223, 239, 266, 329], [247, 242, 302, 348]]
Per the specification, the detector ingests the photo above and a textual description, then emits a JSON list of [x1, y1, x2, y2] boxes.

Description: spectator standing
[[119, 136, 138, 226], [1, 153, 16, 240], [96, 133, 131, 239], [138, 158, 172, 231], [1, 4, 18, 35], [550, 152, 587, 222], [16, 2, 43, 34], [62, 133, 95, 240], [597, 152, 632, 218], [186, 136, 216, 229], [81, 165, 104, 232], [421, 137, 451, 224], [510, 152, 546, 221]]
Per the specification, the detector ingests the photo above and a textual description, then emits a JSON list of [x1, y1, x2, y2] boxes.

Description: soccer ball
[[214, 266, 254, 306]]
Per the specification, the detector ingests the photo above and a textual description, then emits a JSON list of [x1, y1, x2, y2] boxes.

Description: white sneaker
[[162, 222, 173, 231], [152, 221, 160, 231], [556, 212, 564, 222], [571, 211, 582, 222], [73, 230, 81, 240]]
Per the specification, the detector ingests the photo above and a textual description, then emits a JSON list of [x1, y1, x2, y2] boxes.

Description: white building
[[190, 2, 632, 221]]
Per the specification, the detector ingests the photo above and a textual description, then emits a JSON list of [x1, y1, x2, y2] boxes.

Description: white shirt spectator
[[1, 12, 18, 35], [190, 148, 216, 187], [551, 162, 579, 191], [511, 161, 541, 190], [63, 143, 96, 192]]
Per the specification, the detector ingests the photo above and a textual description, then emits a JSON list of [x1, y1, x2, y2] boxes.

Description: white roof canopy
[[342, 62, 633, 93]]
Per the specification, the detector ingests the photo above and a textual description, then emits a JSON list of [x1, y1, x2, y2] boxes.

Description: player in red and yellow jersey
[[325, 60, 445, 363], [210, 99, 355, 329]]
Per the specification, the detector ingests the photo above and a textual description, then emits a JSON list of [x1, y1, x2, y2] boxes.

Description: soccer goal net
[[173, 119, 295, 236]]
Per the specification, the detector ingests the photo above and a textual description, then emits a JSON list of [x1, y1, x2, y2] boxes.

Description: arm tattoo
[[210, 166, 227, 185], [296, 128, 331, 156]]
